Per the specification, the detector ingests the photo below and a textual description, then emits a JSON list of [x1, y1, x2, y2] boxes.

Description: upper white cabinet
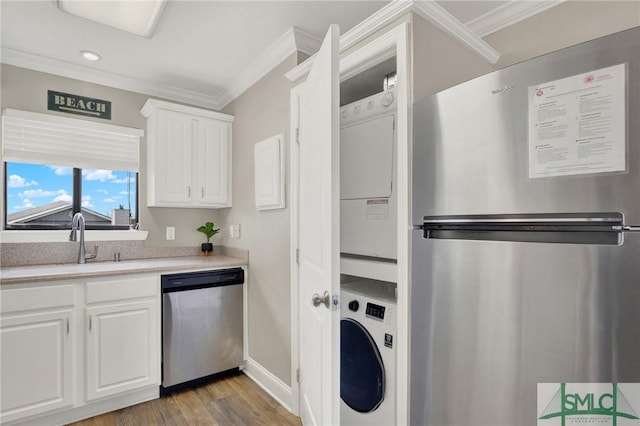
[[141, 99, 233, 208]]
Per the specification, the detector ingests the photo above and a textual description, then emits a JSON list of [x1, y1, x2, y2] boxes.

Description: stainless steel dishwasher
[[161, 268, 244, 394]]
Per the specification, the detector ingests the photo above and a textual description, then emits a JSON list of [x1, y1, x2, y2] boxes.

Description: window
[[2, 109, 143, 231], [5, 162, 137, 230]]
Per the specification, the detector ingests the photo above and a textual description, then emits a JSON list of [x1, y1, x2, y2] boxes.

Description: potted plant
[[196, 221, 220, 256]]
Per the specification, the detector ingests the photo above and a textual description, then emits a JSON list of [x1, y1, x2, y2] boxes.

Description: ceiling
[[0, 1, 560, 110]]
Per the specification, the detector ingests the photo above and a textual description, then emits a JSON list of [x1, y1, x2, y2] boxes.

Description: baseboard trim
[[243, 357, 294, 413], [7, 386, 158, 426]]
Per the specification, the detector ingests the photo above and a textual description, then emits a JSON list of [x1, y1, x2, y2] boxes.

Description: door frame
[[290, 22, 412, 424]]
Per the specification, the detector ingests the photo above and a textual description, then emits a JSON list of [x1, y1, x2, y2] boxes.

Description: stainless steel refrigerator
[[411, 27, 640, 426]]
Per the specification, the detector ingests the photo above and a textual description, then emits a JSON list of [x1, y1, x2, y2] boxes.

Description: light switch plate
[[229, 224, 241, 239], [166, 226, 175, 240]]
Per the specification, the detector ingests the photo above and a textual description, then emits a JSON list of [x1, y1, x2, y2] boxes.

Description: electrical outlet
[[166, 226, 175, 240], [235, 224, 241, 239]]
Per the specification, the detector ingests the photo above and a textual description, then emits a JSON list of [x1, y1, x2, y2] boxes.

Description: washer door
[[340, 317, 385, 413]]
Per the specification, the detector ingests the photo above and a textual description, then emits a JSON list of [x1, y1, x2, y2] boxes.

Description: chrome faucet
[[69, 212, 98, 264]]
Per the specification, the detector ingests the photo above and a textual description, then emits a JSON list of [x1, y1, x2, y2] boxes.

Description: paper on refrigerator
[[528, 63, 626, 178]]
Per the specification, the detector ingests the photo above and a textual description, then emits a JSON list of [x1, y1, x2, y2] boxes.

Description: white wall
[[412, 13, 493, 102], [486, 1, 640, 68], [219, 53, 302, 386], [412, 1, 640, 101]]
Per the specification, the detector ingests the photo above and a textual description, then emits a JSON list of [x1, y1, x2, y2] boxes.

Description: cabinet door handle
[[201, 187, 204, 198], [187, 186, 191, 197], [89, 316, 92, 331], [66, 318, 70, 335]]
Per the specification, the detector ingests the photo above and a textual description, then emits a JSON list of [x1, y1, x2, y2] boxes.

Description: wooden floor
[[67, 373, 301, 426]]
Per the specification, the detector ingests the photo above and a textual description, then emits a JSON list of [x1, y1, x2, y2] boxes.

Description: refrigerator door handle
[[618, 225, 640, 232], [418, 213, 626, 245], [421, 212, 624, 226]]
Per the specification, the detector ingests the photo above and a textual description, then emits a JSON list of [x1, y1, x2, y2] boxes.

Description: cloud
[[19, 188, 66, 199], [81, 195, 93, 208], [96, 189, 109, 195], [53, 193, 72, 203], [111, 177, 133, 184], [119, 191, 131, 195], [8, 174, 39, 188], [83, 169, 115, 182], [12, 198, 35, 210], [50, 166, 73, 176], [103, 198, 116, 203]]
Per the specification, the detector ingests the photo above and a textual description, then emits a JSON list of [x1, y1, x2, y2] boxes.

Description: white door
[[297, 24, 340, 426]]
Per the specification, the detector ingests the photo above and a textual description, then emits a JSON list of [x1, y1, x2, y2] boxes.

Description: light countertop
[[0, 255, 246, 285]]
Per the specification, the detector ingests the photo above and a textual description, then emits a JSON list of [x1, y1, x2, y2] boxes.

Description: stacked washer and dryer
[[340, 86, 398, 426]]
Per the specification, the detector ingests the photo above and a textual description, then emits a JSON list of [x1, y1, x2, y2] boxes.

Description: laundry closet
[[339, 57, 398, 426]]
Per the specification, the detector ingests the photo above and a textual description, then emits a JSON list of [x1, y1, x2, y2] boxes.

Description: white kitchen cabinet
[[0, 274, 159, 426], [197, 117, 230, 205], [0, 285, 76, 424], [153, 109, 193, 205], [86, 300, 157, 400], [85, 274, 160, 401], [141, 99, 233, 208]]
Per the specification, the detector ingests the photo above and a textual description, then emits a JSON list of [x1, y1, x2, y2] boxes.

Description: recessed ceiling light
[[80, 50, 101, 62]]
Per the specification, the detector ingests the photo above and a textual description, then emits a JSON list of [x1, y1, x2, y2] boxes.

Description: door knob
[[312, 291, 330, 308]]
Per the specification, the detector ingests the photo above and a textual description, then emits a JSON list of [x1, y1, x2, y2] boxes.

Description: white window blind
[[2, 109, 143, 171]]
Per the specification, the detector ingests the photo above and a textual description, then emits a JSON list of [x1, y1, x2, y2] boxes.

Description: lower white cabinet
[[0, 274, 160, 426], [1, 308, 75, 423], [86, 299, 158, 400], [0, 284, 76, 424]]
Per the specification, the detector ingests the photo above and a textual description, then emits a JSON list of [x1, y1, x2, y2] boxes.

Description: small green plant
[[196, 221, 220, 242]]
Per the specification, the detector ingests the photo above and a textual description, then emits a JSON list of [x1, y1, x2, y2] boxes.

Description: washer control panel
[[365, 302, 386, 321]]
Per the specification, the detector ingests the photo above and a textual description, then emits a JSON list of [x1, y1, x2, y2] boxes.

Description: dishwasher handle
[[162, 268, 244, 293]]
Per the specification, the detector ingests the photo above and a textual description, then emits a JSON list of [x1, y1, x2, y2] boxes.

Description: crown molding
[[1, 1, 558, 108], [339, 0, 415, 52], [1, 47, 224, 110], [1, 25, 321, 111], [412, 0, 500, 63], [293, 26, 323, 56], [467, 0, 566, 38], [216, 26, 321, 108], [286, 0, 501, 83]]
